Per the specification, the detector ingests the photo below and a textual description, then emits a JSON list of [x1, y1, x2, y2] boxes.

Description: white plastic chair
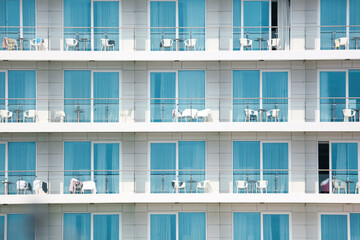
[[55, 111, 66, 122], [268, 38, 281, 50], [16, 180, 30, 194], [266, 109, 280, 122], [196, 109, 211, 122], [4, 37, 18, 50], [81, 181, 97, 194], [172, 180, 186, 193], [355, 182, 360, 194], [23, 110, 37, 122], [0, 110, 13, 122], [256, 180, 268, 193], [184, 39, 197, 51], [33, 180, 48, 194], [161, 39, 174, 51], [196, 180, 209, 193], [236, 180, 249, 193], [333, 180, 347, 194], [181, 109, 198, 121], [244, 109, 258, 122], [101, 38, 115, 51], [65, 38, 78, 51], [172, 109, 182, 122], [335, 37, 348, 49], [120, 109, 133, 122], [240, 38, 252, 50], [30, 38, 43, 51], [343, 109, 356, 122]]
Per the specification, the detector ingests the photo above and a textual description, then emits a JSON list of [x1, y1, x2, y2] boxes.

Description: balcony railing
[[1, 25, 360, 52], [0, 97, 360, 123], [0, 169, 358, 195]]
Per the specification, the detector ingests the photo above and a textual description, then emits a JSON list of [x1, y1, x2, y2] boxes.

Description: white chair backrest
[[185, 39, 197, 47], [0, 110, 11, 118], [66, 38, 77, 45], [257, 180, 268, 188], [240, 38, 251, 46], [55, 111, 66, 117], [272, 109, 280, 117], [269, 38, 280, 47], [236, 180, 248, 188], [343, 109, 355, 116], [162, 39, 173, 47], [17, 180, 28, 190], [101, 38, 108, 46], [244, 109, 252, 116], [172, 180, 181, 188], [334, 180, 345, 188], [24, 110, 36, 118], [82, 181, 96, 189]]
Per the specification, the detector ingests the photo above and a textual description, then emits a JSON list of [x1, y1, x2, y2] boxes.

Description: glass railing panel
[[64, 100, 91, 123], [150, 170, 176, 193], [320, 98, 346, 122], [321, 26, 347, 50]]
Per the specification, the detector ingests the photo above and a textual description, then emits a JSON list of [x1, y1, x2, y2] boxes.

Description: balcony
[[0, 169, 359, 204], [2, 26, 360, 62]]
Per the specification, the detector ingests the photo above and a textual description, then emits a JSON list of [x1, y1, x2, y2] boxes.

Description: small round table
[[258, 109, 266, 122], [256, 38, 266, 51], [79, 38, 90, 51], [73, 108, 84, 122], [173, 38, 184, 51]]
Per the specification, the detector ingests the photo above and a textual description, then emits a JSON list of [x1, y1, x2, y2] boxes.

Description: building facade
[[0, 0, 360, 239]]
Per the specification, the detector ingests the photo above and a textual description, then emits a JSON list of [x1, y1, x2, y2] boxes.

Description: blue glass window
[[0, 216, 4, 240], [350, 0, 360, 49], [233, 212, 261, 240], [93, 214, 119, 240], [150, 143, 176, 193], [178, 141, 205, 193], [263, 214, 289, 240], [8, 142, 36, 195], [178, 0, 205, 51], [320, 71, 346, 122], [178, 212, 206, 240], [8, 214, 35, 240], [94, 1, 119, 51], [8, 70, 36, 122], [262, 72, 288, 122], [0, 72, 5, 110], [263, 143, 289, 193], [22, 0, 35, 50], [320, 0, 347, 50], [233, 0, 241, 51], [233, 141, 260, 193], [233, 70, 260, 122], [150, 1, 176, 51], [321, 214, 348, 240], [150, 72, 176, 122], [93, 72, 119, 122], [94, 143, 119, 194], [64, 0, 91, 51], [244, 1, 269, 51], [350, 213, 360, 239], [64, 70, 91, 122], [64, 142, 91, 193], [150, 214, 176, 240], [332, 143, 358, 194], [63, 213, 91, 240], [349, 70, 360, 121], [0, 145, 5, 195], [178, 70, 205, 117]]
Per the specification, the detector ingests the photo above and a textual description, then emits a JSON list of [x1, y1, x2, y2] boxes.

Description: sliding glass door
[[321, 214, 348, 240], [150, 214, 176, 240], [7, 214, 35, 240], [63, 213, 91, 240], [93, 214, 119, 240]]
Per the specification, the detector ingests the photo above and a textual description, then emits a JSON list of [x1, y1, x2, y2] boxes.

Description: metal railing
[[0, 96, 359, 123], [2, 25, 360, 52], [0, 168, 358, 195]]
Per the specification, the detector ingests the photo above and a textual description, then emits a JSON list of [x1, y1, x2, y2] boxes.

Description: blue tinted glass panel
[[349, 70, 360, 121], [331, 143, 358, 193], [8, 142, 36, 195], [94, 1, 119, 51], [233, 141, 260, 193], [0, 73, 4, 110], [0, 0, 20, 48], [321, 214, 347, 240], [63, 213, 91, 240], [244, 1, 269, 50], [93, 214, 119, 240], [178, 212, 206, 240], [233, 0, 241, 50], [320, 71, 346, 122], [150, 72, 176, 122], [351, 213, 360, 239], [64, 70, 91, 122], [178, 70, 205, 119], [350, 0, 360, 49], [22, 0, 35, 50], [150, 143, 176, 193], [233, 212, 260, 240], [0, 145, 4, 195], [8, 214, 35, 240], [93, 72, 119, 122], [178, 0, 205, 51], [94, 143, 119, 194], [8, 70, 36, 122], [150, 214, 176, 240], [150, 1, 176, 51], [233, 70, 260, 122], [262, 72, 288, 122], [320, 0, 347, 49], [0, 216, 4, 240], [64, 0, 91, 50], [179, 141, 205, 193], [263, 143, 289, 193], [263, 214, 289, 240], [64, 142, 91, 194]]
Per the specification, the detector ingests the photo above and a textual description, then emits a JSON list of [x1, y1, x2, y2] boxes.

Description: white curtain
[[278, 0, 290, 50]]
